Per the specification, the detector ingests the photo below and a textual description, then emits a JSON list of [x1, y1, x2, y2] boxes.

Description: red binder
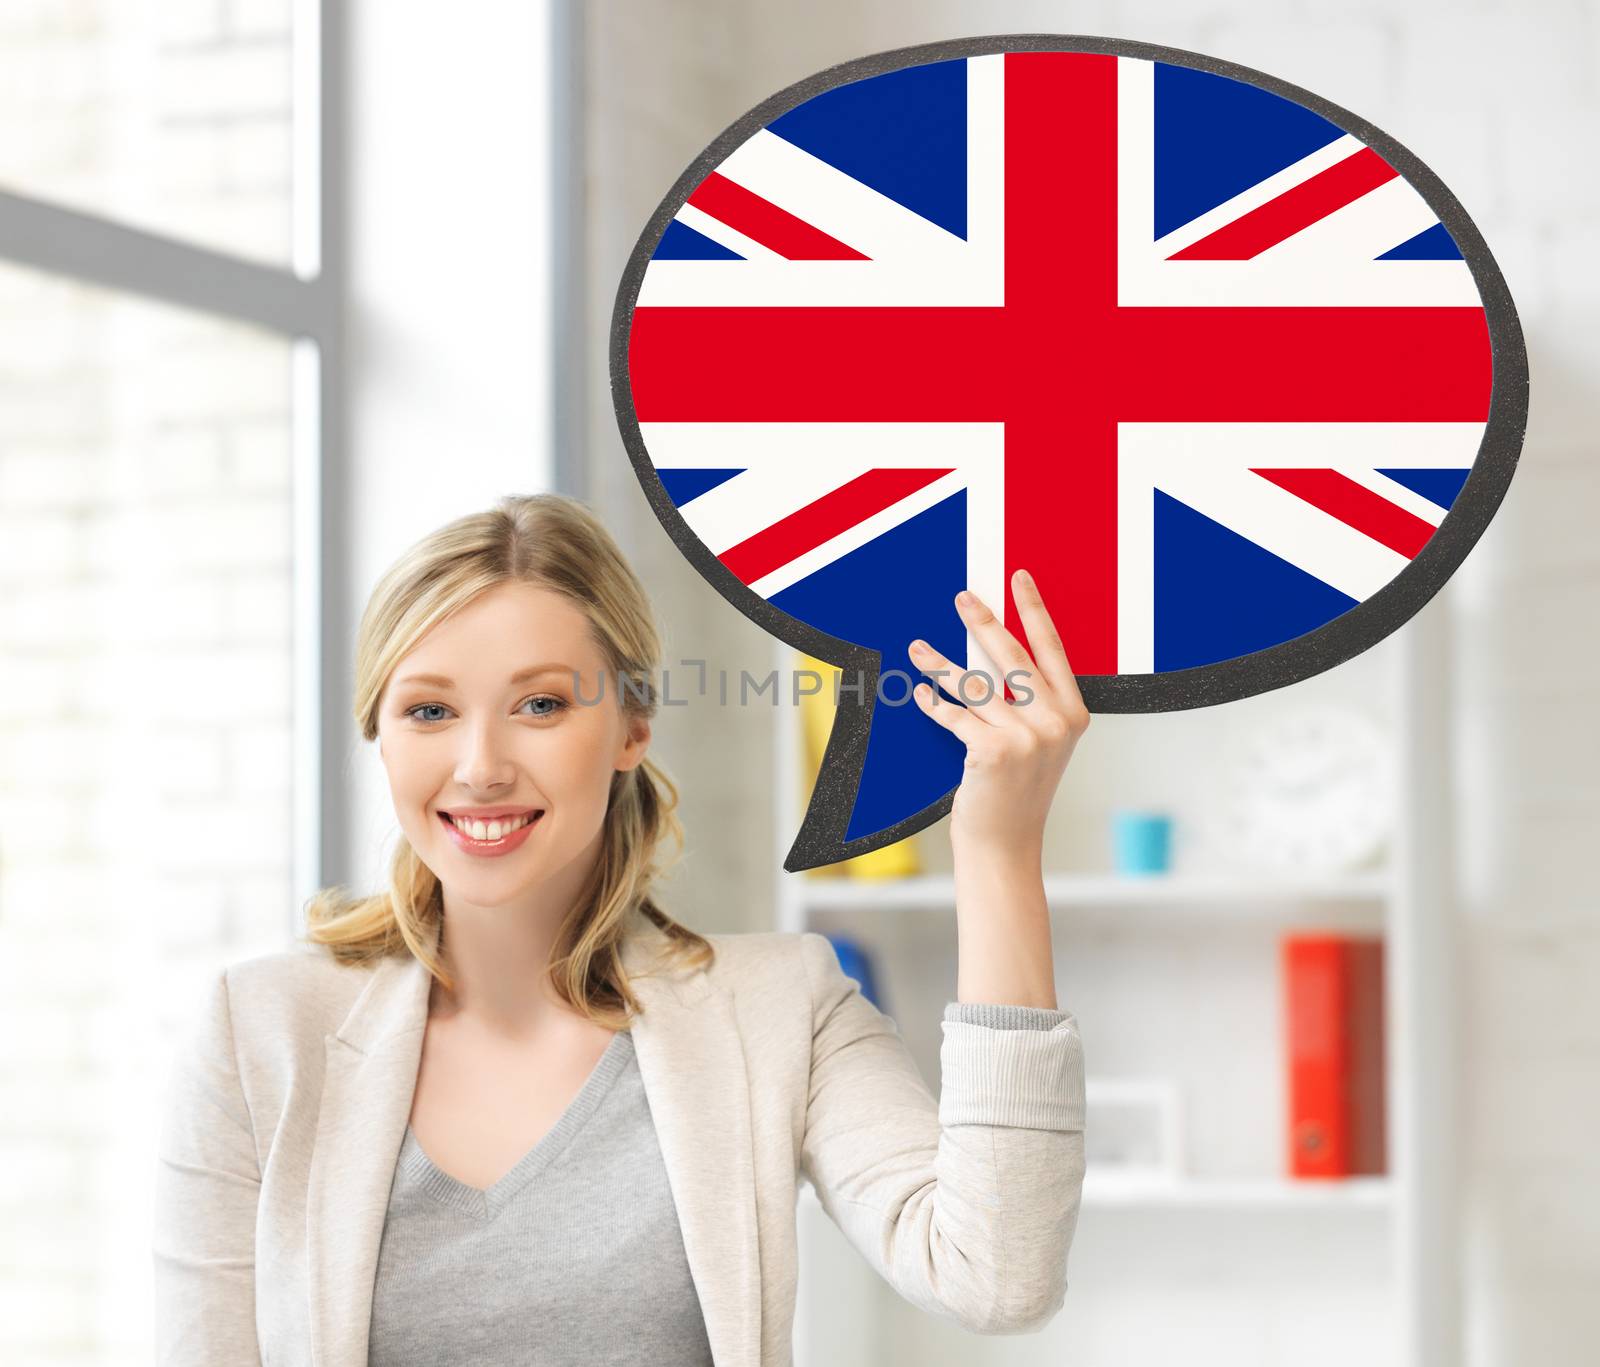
[[1347, 937, 1387, 1176], [1282, 933, 1386, 1179]]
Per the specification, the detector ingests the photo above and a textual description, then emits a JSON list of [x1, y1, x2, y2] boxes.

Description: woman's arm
[[911, 569, 1090, 1010], [799, 569, 1091, 1334], [797, 932, 1085, 1335], [152, 967, 265, 1366]]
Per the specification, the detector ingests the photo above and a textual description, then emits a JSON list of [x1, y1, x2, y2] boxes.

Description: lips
[[437, 809, 544, 858]]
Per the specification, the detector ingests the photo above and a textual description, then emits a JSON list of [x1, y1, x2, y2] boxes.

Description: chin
[[457, 879, 537, 908]]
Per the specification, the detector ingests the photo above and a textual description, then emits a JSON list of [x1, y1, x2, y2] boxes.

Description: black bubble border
[[608, 33, 1529, 872]]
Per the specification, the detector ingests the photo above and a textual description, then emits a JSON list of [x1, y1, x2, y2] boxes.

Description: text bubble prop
[[610, 36, 1527, 873]]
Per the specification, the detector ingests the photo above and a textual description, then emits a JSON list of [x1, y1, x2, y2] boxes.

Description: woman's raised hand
[[907, 567, 1091, 864]]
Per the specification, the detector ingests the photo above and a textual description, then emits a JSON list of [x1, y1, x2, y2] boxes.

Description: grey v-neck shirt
[[367, 1027, 713, 1367], [366, 1001, 1066, 1365]]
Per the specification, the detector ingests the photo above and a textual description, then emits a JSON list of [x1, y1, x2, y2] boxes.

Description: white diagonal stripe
[[1155, 459, 1408, 600], [638, 56, 1003, 308], [1117, 56, 1480, 306], [682, 466, 860, 556], [1116, 421, 1484, 671], [1256, 175, 1444, 264], [1335, 466, 1447, 526], [745, 468, 970, 600], [674, 204, 784, 261], [717, 128, 968, 263], [639, 421, 1003, 621], [1151, 135, 1367, 259]]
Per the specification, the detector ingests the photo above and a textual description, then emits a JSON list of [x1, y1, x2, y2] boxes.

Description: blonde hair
[[301, 492, 713, 1027]]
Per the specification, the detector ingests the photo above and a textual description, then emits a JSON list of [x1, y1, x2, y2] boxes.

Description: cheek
[[545, 726, 624, 799], [379, 734, 437, 802]]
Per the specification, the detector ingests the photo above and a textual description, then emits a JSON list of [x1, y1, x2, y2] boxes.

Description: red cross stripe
[[628, 52, 1493, 678]]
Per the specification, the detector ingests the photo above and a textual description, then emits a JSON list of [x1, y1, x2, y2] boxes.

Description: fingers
[[1008, 568, 1088, 716], [952, 588, 1036, 698], [907, 634, 1012, 728], [909, 666, 985, 743], [911, 577, 1090, 737], [951, 589, 1050, 726]]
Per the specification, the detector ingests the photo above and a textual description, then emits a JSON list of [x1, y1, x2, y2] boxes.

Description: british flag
[[620, 48, 1496, 850]]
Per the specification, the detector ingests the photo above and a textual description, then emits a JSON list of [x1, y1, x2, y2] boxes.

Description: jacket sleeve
[[152, 966, 265, 1366], [796, 931, 1086, 1335]]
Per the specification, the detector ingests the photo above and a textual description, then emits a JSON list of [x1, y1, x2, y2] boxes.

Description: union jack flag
[[620, 49, 1495, 850]]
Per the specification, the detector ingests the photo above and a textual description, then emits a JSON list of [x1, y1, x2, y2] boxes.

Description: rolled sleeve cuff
[[943, 1001, 1071, 1031], [937, 1005, 1086, 1131]]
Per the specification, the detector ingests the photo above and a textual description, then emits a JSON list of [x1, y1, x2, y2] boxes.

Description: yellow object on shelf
[[795, 651, 921, 880]]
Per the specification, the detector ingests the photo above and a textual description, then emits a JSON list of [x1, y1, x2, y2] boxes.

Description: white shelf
[[794, 868, 1392, 911], [1079, 1172, 1392, 1211]]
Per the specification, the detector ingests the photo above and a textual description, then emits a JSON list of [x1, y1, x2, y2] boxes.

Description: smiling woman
[[153, 491, 1087, 1367], [303, 493, 712, 1019]]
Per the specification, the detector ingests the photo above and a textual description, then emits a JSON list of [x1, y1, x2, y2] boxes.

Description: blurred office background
[[0, 1, 1594, 1364]]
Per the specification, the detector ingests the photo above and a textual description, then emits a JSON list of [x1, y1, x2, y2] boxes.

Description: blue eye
[[403, 696, 567, 724], [520, 695, 567, 718]]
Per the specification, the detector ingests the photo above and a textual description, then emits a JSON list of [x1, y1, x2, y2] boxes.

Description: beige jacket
[[153, 909, 1086, 1366]]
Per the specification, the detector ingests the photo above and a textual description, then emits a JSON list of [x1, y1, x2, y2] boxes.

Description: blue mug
[[1111, 809, 1172, 876]]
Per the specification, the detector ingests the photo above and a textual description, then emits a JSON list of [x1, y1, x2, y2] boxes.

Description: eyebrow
[[393, 664, 577, 690]]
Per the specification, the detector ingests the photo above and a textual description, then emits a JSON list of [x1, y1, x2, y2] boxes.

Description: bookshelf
[[798, 869, 1392, 911], [777, 598, 1459, 1367]]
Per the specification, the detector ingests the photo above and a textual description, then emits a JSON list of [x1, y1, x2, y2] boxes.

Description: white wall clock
[[1215, 703, 1395, 874]]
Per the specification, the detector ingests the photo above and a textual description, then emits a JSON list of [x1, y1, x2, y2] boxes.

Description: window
[[0, 1, 296, 265], [0, 263, 296, 1359], [0, 3, 573, 1354], [0, 3, 322, 1360]]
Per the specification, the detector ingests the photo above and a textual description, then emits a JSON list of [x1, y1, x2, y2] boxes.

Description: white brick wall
[[0, 5, 294, 1365], [0, 1, 293, 265]]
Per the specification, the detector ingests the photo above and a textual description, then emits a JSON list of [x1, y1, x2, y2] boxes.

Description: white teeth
[[449, 812, 536, 842]]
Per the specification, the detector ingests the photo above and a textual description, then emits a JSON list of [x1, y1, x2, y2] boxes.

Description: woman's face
[[375, 580, 649, 913]]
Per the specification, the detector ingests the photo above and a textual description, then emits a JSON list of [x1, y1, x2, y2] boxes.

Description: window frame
[[0, 1, 583, 926]]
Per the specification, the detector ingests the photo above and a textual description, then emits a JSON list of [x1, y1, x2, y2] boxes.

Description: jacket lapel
[[306, 949, 431, 1367], [305, 918, 762, 1367], [623, 927, 763, 1367]]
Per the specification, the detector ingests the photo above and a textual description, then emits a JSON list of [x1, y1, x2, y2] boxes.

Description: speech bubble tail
[[783, 786, 955, 873], [782, 665, 959, 870]]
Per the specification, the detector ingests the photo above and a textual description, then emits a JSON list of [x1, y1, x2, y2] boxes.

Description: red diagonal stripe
[[1168, 147, 1400, 260], [686, 171, 869, 261], [718, 468, 953, 584], [1251, 467, 1438, 558], [627, 49, 1496, 686]]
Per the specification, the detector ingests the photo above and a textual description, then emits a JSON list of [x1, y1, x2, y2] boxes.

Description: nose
[[452, 712, 517, 794]]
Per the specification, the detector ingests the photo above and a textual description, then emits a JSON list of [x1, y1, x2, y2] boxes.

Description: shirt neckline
[[399, 1027, 634, 1220]]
